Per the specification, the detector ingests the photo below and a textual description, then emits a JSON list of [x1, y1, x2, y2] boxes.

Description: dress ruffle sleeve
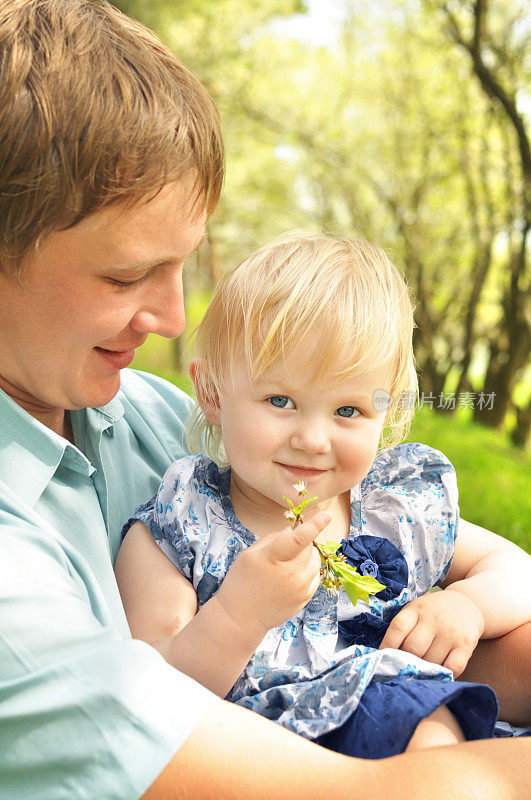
[[121, 456, 222, 593], [358, 442, 459, 597], [121, 456, 251, 606]]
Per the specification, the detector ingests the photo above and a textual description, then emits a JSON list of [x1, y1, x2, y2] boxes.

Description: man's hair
[[188, 231, 418, 465], [0, 0, 224, 275]]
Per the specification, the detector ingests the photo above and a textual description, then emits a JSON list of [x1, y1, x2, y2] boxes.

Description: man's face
[[0, 179, 206, 417]]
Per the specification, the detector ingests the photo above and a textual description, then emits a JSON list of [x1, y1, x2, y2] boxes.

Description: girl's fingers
[[269, 513, 331, 562], [379, 606, 419, 650], [399, 624, 436, 660], [442, 647, 469, 678], [422, 638, 453, 669]]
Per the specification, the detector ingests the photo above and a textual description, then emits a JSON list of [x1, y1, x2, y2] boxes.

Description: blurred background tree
[[115, 0, 529, 543]]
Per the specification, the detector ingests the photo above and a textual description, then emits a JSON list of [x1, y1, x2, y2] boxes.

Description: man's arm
[[460, 621, 531, 725], [456, 519, 531, 725], [142, 698, 531, 800], [0, 514, 218, 800]]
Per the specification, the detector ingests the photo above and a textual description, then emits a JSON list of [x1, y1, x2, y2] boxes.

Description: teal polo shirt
[[0, 369, 218, 800]]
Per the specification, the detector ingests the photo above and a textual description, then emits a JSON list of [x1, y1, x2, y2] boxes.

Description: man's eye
[[336, 406, 361, 418], [268, 396, 295, 409], [107, 274, 149, 290]]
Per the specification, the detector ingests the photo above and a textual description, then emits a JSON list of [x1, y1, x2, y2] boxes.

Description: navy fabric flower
[[338, 613, 390, 649], [338, 606, 403, 649], [338, 535, 409, 601]]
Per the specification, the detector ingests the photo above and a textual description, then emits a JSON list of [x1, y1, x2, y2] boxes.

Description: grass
[[130, 344, 530, 554], [407, 408, 530, 552]]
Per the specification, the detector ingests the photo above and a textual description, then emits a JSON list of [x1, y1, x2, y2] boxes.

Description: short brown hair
[[0, 0, 224, 275]]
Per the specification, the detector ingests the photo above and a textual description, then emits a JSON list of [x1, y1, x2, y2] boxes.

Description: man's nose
[[129, 271, 185, 339]]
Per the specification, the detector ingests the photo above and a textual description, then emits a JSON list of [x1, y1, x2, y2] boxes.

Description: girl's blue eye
[[336, 406, 360, 418], [269, 396, 295, 409]]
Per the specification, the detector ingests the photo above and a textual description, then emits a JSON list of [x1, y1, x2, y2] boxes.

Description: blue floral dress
[[122, 442, 500, 757]]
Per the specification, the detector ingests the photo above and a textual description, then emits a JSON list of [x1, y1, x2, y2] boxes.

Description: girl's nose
[[289, 421, 331, 455]]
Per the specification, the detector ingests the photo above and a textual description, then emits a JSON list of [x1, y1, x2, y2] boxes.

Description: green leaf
[[342, 577, 371, 604], [343, 581, 359, 606], [282, 496, 295, 510], [282, 495, 317, 520], [319, 541, 341, 556], [350, 574, 385, 603], [330, 561, 359, 580], [328, 561, 386, 604], [355, 574, 386, 592], [301, 495, 317, 508]]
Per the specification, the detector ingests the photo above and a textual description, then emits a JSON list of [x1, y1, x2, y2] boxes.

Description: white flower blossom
[[293, 481, 307, 494], [284, 510, 297, 522]]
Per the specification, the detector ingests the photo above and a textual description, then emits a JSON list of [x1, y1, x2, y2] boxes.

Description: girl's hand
[[379, 589, 485, 677], [213, 513, 330, 640]]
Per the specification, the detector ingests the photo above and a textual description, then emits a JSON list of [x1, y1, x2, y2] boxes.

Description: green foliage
[[314, 541, 386, 606], [115, 0, 308, 39], [407, 408, 531, 553], [119, 0, 528, 424]]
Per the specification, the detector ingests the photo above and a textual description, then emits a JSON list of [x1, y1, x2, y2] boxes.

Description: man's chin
[[70, 373, 122, 410]]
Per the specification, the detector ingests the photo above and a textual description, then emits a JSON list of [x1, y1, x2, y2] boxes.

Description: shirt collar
[[81, 395, 125, 439], [0, 388, 124, 508]]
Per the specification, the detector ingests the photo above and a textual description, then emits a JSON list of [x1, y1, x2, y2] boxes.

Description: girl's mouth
[[278, 463, 328, 478]]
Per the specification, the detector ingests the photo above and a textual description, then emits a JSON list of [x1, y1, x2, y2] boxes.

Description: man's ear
[[189, 358, 221, 425]]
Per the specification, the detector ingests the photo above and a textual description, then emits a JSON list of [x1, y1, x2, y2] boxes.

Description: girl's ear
[[189, 358, 221, 425]]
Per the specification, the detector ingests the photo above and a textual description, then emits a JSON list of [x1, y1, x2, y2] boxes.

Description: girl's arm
[[439, 520, 531, 638], [115, 514, 327, 697], [380, 521, 531, 677], [115, 523, 263, 696], [115, 521, 199, 643]]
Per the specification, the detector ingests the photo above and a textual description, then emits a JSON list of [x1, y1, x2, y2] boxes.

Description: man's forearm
[[460, 622, 531, 725], [141, 698, 531, 800]]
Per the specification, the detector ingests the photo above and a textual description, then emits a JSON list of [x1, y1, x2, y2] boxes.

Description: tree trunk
[[511, 401, 530, 450], [171, 336, 184, 373], [473, 315, 529, 428]]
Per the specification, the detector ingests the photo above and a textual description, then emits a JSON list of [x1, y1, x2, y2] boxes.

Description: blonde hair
[[0, 0, 224, 276], [188, 231, 418, 465]]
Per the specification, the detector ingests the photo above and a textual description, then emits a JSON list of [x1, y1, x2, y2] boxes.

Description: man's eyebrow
[[116, 235, 206, 272], [115, 256, 176, 272]]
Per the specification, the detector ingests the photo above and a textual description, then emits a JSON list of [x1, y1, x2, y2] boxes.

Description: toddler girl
[[116, 232, 530, 758]]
